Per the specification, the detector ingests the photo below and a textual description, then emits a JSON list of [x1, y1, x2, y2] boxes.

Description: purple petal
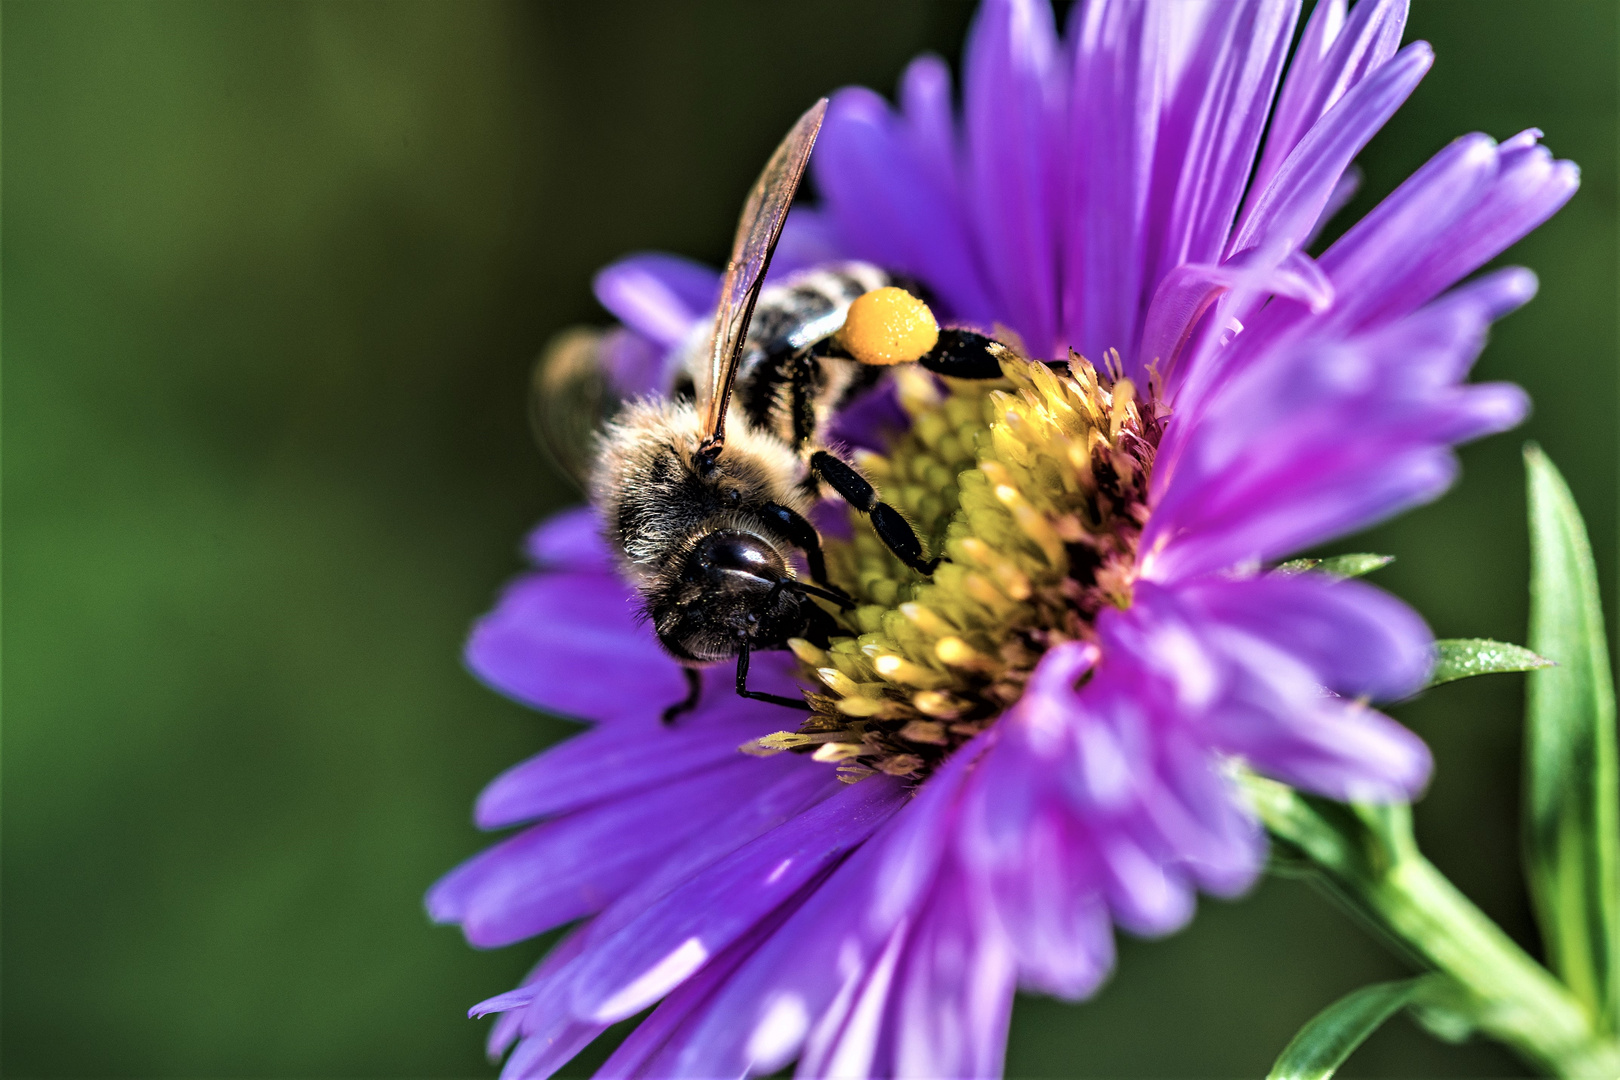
[[1248, 0, 1409, 207], [796, 918, 912, 1079], [1145, 283, 1529, 579], [472, 686, 790, 828], [1302, 130, 1574, 338], [661, 742, 987, 1078], [593, 254, 718, 348], [522, 506, 611, 570], [1143, 0, 1299, 288], [767, 208, 845, 279], [1229, 40, 1431, 256], [815, 85, 997, 326], [567, 776, 907, 1024], [1104, 583, 1433, 803], [1139, 249, 1333, 378], [594, 905, 799, 1079], [430, 761, 776, 947], [899, 54, 968, 222], [1096, 830, 1197, 936], [1180, 574, 1433, 700], [878, 866, 1018, 1080], [964, 0, 1065, 355], [597, 326, 673, 400], [464, 568, 684, 724], [1062, 0, 1171, 368], [964, 778, 1115, 998], [1379, 135, 1578, 324]]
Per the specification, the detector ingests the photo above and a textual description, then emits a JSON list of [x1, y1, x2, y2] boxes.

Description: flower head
[[430, 1, 1577, 1076]]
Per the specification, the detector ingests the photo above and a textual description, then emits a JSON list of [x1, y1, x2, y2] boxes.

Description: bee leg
[[918, 329, 1004, 380], [735, 644, 810, 711], [809, 450, 939, 576], [761, 501, 851, 606], [661, 667, 703, 725], [802, 600, 838, 649]]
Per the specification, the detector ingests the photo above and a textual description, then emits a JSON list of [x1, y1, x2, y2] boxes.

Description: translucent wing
[[699, 98, 828, 448], [529, 326, 617, 492]]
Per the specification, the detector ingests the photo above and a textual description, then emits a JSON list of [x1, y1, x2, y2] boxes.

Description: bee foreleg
[[735, 644, 811, 711], [809, 450, 939, 576], [661, 667, 703, 725], [761, 501, 850, 605], [918, 329, 1003, 380]]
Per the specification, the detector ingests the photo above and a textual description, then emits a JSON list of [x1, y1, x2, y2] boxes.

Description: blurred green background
[[3, 2, 1613, 1076]]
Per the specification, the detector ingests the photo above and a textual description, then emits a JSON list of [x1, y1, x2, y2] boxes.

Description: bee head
[[650, 529, 810, 662]]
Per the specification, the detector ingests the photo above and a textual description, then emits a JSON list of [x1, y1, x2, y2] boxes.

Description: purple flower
[[429, 1, 1577, 1076]]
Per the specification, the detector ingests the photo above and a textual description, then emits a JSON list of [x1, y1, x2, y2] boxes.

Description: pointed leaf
[[1428, 638, 1554, 688], [1524, 444, 1619, 1030], [1267, 979, 1423, 1080], [1276, 553, 1394, 578]]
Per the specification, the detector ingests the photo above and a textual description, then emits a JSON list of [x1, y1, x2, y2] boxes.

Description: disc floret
[[746, 346, 1162, 781]]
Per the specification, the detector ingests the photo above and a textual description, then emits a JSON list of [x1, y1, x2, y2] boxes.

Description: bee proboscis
[[534, 98, 1004, 721]]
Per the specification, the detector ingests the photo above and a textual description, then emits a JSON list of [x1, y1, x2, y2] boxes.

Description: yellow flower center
[[746, 346, 1163, 781]]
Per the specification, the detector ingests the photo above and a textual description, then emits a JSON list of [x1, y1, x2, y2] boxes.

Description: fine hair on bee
[[534, 98, 1007, 722]]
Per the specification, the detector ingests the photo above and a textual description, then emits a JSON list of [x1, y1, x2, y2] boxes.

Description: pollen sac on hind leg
[[835, 286, 940, 366]]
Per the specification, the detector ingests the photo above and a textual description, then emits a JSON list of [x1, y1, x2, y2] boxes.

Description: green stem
[[1243, 775, 1620, 1077]]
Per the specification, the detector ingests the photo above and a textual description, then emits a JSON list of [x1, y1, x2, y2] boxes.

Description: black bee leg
[[735, 644, 810, 711], [802, 601, 838, 649], [919, 329, 1004, 380], [809, 450, 938, 576], [761, 501, 851, 606], [661, 667, 702, 725]]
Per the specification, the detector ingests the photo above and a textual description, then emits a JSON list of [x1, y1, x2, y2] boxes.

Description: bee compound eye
[[693, 531, 781, 580]]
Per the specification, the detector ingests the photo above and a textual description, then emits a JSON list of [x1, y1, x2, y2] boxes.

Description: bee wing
[[699, 98, 828, 446], [529, 326, 618, 492]]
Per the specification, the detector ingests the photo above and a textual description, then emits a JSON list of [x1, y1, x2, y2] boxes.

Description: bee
[[533, 99, 1002, 721]]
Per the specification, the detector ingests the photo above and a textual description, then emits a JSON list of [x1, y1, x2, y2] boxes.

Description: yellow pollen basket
[[836, 287, 940, 366]]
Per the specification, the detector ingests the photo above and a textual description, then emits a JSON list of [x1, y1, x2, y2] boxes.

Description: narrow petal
[[1063, 0, 1171, 369], [1247, 0, 1409, 207], [1295, 129, 1575, 341], [768, 207, 845, 279], [1229, 40, 1431, 256], [1106, 582, 1433, 803], [1145, 282, 1529, 579], [464, 569, 684, 724], [965, 0, 1065, 355], [472, 690, 787, 828], [1181, 574, 1433, 700], [568, 776, 907, 1024], [815, 85, 996, 325], [521, 506, 611, 570], [899, 55, 969, 223], [661, 741, 987, 1078], [885, 866, 1018, 1080], [593, 254, 719, 348], [595, 906, 799, 1080], [1143, 0, 1299, 287], [429, 759, 775, 947], [1138, 249, 1333, 378], [598, 326, 672, 399]]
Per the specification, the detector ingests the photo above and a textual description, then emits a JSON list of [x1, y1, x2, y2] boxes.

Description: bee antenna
[[787, 580, 856, 611]]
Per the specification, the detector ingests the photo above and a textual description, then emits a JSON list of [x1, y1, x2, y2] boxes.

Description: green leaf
[[1276, 553, 1394, 578], [1428, 638, 1554, 687], [1266, 979, 1424, 1080], [1524, 444, 1619, 1032]]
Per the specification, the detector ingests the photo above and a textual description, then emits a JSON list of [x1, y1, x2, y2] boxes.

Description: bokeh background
[[4, 2, 1614, 1076]]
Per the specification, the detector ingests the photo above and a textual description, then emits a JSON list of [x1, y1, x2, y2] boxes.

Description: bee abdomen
[[744, 262, 890, 356]]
